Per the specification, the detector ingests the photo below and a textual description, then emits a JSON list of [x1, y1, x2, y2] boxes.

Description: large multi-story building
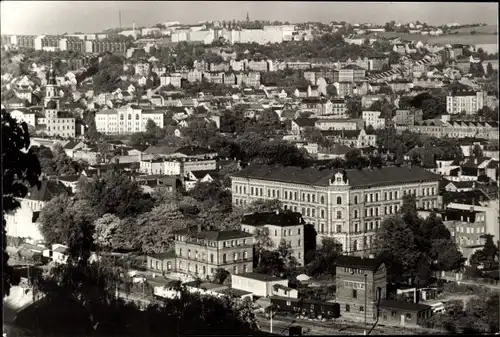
[[334, 65, 366, 83], [59, 37, 85, 52], [34, 35, 60, 51], [441, 209, 487, 264], [446, 90, 487, 115], [84, 40, 127, 54], [393, 109, 423, 126], [231, 165, 441, 253], [94, 104, 164, 135], [362, 110, 386, 129], [240, 211, 305, 265], [174, 228, 254, 278]]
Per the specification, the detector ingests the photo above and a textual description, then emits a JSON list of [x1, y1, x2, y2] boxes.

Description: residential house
[[174, 227, 254, 278], [147, 251, 176, 275], [240, 211, 305, 265]]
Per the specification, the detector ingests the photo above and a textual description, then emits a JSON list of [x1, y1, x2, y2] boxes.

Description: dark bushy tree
[[2, 109, 41, 297]]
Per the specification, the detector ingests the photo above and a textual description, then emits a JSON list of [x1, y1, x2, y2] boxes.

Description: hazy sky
[[1, 1, 498, 35]]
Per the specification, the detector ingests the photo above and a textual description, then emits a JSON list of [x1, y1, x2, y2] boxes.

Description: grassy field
[[448, 25, 498, 34], [371, 31, 498, 45]]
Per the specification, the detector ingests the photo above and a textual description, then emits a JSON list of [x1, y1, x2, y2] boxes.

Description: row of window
[[236, 187, 436, 206], [178, 249, 249, 263], [454, 226, 485, 234], [242, 227, 301, 237], [178, 262, 248, 275], [176, 236, 248, 248]]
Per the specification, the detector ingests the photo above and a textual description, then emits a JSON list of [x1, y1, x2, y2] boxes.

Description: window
[[298, 228, 301, 235], [307, 194, 310, 202], [337, 225, 342, 233], [384, 192, 387, 200], [298, 239, 301, 247], [353, 240, 358, 251], [354, 196, 358, 204], [128, 114, 132, 120], [406, 313, 412, 320], [352, 290, 357, 299], [285, 191, 288, 199], [243, 264, 248, 273], [312, 209, 316, 217], [337, 211, 342, 219], [346, 304, 350, 312], [354, 210, 358, 218], [337, 196, 342, 204], [320, 209, 325, 218], [312, 195, 316, 203], [306, 208, 310, 216], [375, 193, 379, 202], [321, 196, 325, 204], [188, 249, 191, 258], [360, 306, 364, 312], [233, 252, 238, 261], [243, 251, 248, 259], [222, 254, 227, 263], [391, 311, 397, 317]]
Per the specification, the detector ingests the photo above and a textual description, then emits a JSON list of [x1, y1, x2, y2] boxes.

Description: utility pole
[[364, 273, 368, 336]]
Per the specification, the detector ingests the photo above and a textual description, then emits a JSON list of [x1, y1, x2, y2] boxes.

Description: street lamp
[[364, 273, 368, 336]]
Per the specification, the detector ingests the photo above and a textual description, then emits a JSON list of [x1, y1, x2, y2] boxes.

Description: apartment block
[[231, 165, 441, 253]]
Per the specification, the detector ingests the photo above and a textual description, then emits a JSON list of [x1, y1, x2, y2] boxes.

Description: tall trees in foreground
[[375, 194, 465, 285], [2, 109, 41, 298]]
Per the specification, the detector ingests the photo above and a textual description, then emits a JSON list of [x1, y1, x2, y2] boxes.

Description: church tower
[[44, 63, 60, 118], [246, 12, 250, 22]]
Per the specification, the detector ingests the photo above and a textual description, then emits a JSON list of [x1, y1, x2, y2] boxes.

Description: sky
[[1, 1, 498, 35]]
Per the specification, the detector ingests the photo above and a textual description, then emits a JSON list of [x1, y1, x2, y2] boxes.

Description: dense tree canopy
[[376, 195, 464, 285]]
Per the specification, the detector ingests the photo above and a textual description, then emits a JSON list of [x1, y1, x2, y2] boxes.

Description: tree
[[375, 215, 421, 284], [253, 227, 274, 267], [345, 95, 362, 118], [145, 119, 158, 134], [212, 268, 230, 284], [136, 203, 188, 254], [93, 213, 121, 250], [2, 109, 41, 298], [472, 144, 483, 158], [470, 234, 498, 271], [246, 199, 283, 213], [39, 196, 98, 246], [78, 170, 154, 218], [326, 84, 337, 98], [305, 237, 341, 276], [486, 62, 494, 77]]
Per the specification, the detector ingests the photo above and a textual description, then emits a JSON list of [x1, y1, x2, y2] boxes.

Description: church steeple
[[47, 60, 57, 86], [44, 60, 60, 112], [246, 12, 250, 22]]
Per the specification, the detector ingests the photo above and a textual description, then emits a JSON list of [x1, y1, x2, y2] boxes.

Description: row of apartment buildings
[[170, 25, 296, 45], [1, 34, 127, 54], [396, 114, 499, 140]]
